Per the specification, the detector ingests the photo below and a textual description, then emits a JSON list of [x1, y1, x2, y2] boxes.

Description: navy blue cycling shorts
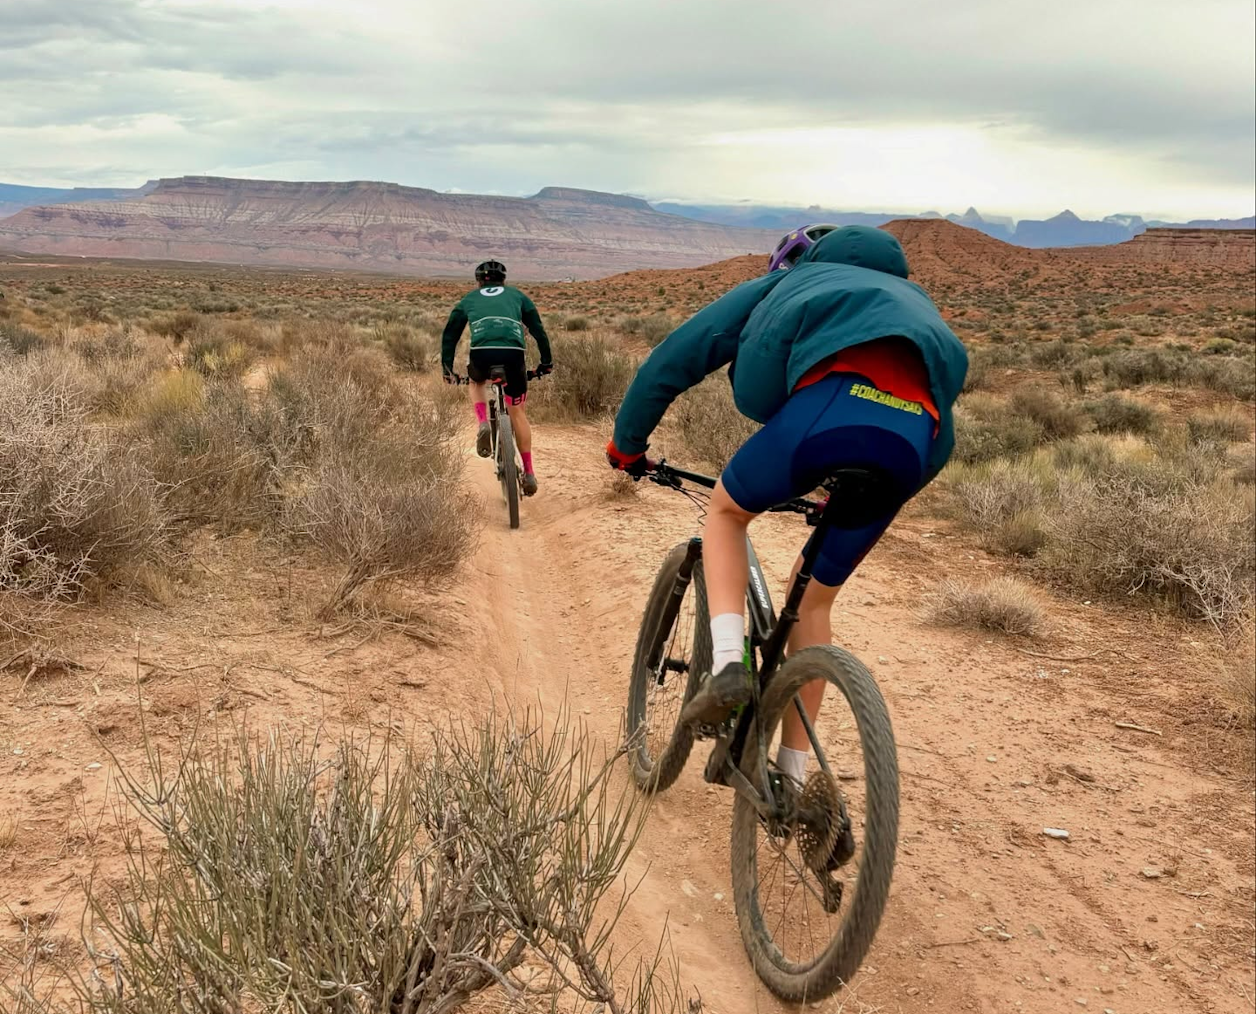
[[721, 372, 934, 587]]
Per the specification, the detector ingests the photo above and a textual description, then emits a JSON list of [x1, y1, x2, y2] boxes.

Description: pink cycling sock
[[521, 451, 534, 475], [474, 402, 488, 424]]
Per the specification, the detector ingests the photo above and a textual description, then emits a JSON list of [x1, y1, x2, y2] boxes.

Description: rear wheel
[[497, 408, 520, 530], [729, 646, 899, 1002], [626, 541, 710, 792]]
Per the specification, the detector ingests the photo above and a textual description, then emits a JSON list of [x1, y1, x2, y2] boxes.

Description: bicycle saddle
[[819, 467, 902, 530]]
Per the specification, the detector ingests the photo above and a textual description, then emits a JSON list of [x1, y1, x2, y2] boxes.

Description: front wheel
[[730, 646, 899, 1002], [625, 540, 710, 792]]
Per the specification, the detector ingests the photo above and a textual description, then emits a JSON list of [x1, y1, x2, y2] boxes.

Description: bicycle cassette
[[795, 770, 843, 873]]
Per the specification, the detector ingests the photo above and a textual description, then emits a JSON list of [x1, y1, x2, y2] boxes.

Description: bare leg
[[780, 552, 842, 752], [505, 401, 532, 455], [702, 480, 758, 619], [469, 380, 488, 415]]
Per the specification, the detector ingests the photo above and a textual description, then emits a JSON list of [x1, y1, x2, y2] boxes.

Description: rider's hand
[[534, 361, 554, 377], [442, 368, 460, 385], [606, 440, 655, 477]]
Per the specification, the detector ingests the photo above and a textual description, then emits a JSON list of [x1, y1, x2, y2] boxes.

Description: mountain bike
[[625, 460, 900, 1002], [455, 367, 543, 530]]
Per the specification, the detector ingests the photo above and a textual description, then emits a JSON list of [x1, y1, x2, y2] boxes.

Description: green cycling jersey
[[441, 284, 553, 373]]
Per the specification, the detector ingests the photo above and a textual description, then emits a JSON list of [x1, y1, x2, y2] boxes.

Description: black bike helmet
[[475, 259, 507, 285]]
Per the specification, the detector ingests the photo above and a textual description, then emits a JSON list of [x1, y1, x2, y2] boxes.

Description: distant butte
[[0, 177, 1251, 281], [0, 176, 776, 280]]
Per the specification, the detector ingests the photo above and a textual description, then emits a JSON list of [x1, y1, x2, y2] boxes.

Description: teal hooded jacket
[[611, 226, 969, 487]]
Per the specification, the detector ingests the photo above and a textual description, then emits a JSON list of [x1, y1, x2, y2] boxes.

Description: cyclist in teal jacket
[[607, 225, 968, 785]]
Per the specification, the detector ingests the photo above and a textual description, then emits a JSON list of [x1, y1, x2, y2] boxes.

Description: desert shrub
[[564, 314, 590, 331], [267, 344, 402, 459], [284, 444, 478, 617], [0, 322, 43, 355], [273, 348, 476, 614], [1036, 460, 1255, 624], [72, 326, 141, 365], [70, 293, 114, 324], [0, 357, 168, 628], [952, 403, 1045, 464], [78, 710, 686, 1013], [928, 576, 1043, 635], [222, 317, 273, 353], [1186, 355, 1256, 400], [151, 309, 202, 342], [184, 327, 256, 381], [640, 312, 676, 346], [1095, 343, 1255, 399], [668, 374, 758, 471], [1187, 406, 1252, 445], [1009, 387, 1086, 440], [1083, 393, 1159, 434], [961, 351, 988, 391], [376, 321, 433, 372], [1060, 357, 1107, 395], [1212, 611, 1255, 739], [1228, 443, 1256, 485], [1029, 339, 1076, 368], [278, 317, 362, 357], [1052, 435, 1122, 476], [530, 334, 635, 422], [61, 327, 169, 415], [141, 377, 291, 527], [1204, 337, 1239, 355], [948, 457, 1050, 556], [191, 297, 241, 314], [1101, 347, 1185, 388], [619, 312, 676, 347]]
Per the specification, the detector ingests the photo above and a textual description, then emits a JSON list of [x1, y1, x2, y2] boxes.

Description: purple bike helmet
[[767, 223, 840, 272]]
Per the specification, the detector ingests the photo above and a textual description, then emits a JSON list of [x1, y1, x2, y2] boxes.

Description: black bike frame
[[651, 463, 841, 800], [458, 366, 542, 462]]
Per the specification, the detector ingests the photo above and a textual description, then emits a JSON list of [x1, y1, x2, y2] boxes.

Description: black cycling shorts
[[467, 348, 527, 405]]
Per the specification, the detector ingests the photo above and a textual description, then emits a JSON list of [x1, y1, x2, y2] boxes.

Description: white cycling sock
[[776, 745, 808, 782], [710, 612, 744, 673]]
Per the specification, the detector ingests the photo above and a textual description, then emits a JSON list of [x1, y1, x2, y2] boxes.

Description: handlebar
[[646, 460, 825, 520], [446, 369, 549, 386]]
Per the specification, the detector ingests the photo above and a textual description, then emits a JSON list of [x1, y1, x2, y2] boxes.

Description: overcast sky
[[2, 0, 1252, 220]]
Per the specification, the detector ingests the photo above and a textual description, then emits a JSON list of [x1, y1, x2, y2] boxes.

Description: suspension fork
[[645, 537, 703, 673]]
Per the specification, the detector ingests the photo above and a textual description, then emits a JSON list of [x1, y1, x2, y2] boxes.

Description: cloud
[[0, 0, 1251, 218]]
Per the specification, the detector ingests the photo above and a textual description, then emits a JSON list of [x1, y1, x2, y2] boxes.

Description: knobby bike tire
[[497, 409, 520, 530], [626, 541, 710, 792], [729, 646, 899, 1002]]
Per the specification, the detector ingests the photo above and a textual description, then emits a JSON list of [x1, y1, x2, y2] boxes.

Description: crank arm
[[725, 764, 776, 820]]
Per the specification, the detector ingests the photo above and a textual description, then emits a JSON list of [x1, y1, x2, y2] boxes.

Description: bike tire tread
[[729, 645, 899, 1002]]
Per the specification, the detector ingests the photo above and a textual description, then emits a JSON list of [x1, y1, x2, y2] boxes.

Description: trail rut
[[452, 422, 1256, 1014]]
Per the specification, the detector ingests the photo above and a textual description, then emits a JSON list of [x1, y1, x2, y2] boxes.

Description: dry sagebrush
[[0, 355, 168, 639], [63, 707, 691, 1014], [927, 576, 1044, 636]]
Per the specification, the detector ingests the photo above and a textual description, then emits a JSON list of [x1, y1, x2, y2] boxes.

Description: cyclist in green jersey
[[441, 260, 555, 496]]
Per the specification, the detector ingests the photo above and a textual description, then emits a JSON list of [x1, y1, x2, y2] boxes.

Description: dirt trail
[[455, 422, 1256, 1014], [1, 419, 1252, 1013]]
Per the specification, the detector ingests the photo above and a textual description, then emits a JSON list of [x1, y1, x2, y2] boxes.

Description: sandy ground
[[2, 421, 1254, 1014]]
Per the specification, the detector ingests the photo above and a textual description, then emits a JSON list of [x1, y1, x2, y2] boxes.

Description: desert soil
[[3, 420, 1254, 1014]]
